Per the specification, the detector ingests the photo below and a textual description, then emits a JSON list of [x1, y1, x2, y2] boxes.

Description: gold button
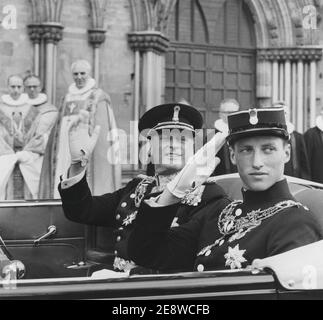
[[205, 250, 211, 257], [116, 236, 121, 242], [114, 251, 118, 256], [116, 214, 121, 220], [119, 227, 124, 231], [130, 194, 135, 199], [197, 264, 204, 272], [121, 202, 127, 208]]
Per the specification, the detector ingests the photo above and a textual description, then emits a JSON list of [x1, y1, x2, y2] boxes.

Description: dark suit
[[304, 127, 323, 183], [285, 131, 311, 180], [58, 174, 226, 271], [128, 180, 322, 273]]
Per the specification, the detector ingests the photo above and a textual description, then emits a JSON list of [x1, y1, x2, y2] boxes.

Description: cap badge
[[249, 109, 258, 125], [172, 106, 181, 122]]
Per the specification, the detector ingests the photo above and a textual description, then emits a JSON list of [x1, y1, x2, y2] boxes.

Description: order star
[[224, 244, 247, 269]]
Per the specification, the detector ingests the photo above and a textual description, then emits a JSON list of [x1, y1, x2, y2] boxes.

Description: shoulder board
[[181, 185, 205, 206]]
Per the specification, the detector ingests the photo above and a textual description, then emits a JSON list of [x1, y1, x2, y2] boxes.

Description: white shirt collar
[[28, 93, 48, 106], [68, 78, 96, 96], [1, 93, 29, 106]]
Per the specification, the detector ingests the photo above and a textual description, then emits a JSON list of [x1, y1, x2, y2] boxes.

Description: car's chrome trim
[[106, 289, 278, 300], [0, 201, 62, 208]]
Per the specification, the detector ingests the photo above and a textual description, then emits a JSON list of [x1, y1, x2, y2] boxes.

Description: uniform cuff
[[58, 172, 90, 202], [60, 170, 86, 189]]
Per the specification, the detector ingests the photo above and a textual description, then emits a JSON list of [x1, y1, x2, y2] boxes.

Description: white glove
[[68, 110, 101, 166], [167, 132, 227, 198], [16, 151, 32, 163]]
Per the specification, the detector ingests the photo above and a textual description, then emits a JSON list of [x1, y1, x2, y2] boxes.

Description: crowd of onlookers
[[1, 59, 323, 201]]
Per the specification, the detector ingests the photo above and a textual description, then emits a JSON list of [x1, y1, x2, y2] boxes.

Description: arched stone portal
[[165, 0, 257, 127], [128, 0, 322, 131]]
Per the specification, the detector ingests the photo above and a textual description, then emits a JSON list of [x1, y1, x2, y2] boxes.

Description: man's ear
[[284, 141, 291, 164], [229, 144, 237, 165]]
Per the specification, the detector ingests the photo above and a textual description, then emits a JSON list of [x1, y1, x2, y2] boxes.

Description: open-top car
[[0, 174, 323, 300]]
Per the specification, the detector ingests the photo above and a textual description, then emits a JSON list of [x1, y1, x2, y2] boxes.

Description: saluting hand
[[167, 131, 227, 199], [68, 110, 101, 167]]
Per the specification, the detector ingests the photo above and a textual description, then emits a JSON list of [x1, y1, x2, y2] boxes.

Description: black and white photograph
[[0, 0, 323, 303]]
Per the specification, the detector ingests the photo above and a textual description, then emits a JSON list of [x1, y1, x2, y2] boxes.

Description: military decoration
[[181, 185, 204, 206], [122, 211, 138, 226], [224, 244, 247, 269]]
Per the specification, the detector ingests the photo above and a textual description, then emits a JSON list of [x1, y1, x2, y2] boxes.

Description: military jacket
[[59, 173, 226, 271], [128, 180, 322, 273]]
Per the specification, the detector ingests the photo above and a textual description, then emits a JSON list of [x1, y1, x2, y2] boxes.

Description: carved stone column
[[296, 58, 304, 132], [310, 60, 317, 127], [284, 59, 292, 111], [257, 47, 322, 131], [272, 60, 279, 103], [88, 28, 106, 84], [128, 31, 170, 110], [42, 23, 64, 105], [27, 24, 43, 76]]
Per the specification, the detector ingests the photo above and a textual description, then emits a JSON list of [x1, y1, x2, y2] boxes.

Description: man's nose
[[252, 150, 264, 169]]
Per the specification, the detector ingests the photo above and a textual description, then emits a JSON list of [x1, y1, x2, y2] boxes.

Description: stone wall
[[0, 0, 33, 91]]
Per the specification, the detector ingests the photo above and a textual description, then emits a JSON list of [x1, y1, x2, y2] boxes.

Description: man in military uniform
[[128, 108, 322, 273], [58, 102, 226, 273]]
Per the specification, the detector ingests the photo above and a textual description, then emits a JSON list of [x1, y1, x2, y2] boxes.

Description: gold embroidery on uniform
[[197, 200, 304, 257], [181, 185, 205, 206]]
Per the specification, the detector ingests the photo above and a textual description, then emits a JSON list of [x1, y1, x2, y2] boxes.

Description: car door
[[0, 200, 87, 279]]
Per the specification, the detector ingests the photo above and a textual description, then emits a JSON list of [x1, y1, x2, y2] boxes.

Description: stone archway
[[128, 0, 322, 131]]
